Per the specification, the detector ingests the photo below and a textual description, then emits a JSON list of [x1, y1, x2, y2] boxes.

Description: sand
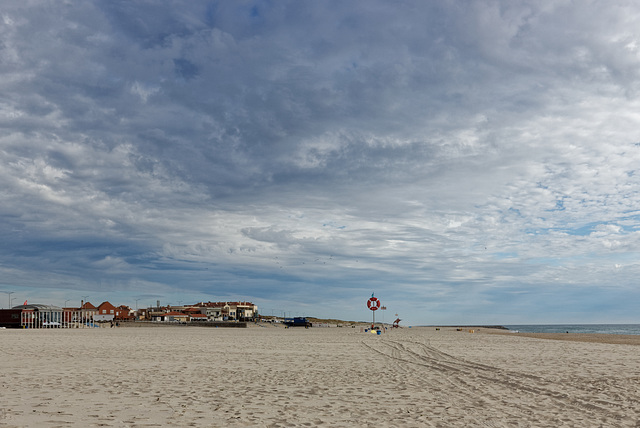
[[1, 325, 639, 427]]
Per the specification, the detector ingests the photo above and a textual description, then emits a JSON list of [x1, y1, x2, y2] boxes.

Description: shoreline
[[416, 325, 640, 346], [480, 328, 640, 345]]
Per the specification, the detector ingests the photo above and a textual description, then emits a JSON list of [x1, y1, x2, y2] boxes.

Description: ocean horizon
[[504, 324, 640, 335]]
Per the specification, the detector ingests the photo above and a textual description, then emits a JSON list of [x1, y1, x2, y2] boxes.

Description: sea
[[503, 324, 640, 335]]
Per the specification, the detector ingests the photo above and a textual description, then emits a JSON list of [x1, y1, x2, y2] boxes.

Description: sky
[[2, 1, 640, 325]]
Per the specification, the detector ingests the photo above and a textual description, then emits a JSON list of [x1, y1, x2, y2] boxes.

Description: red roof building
[[80, 301, 98, 318], [189, 313, 208, 322], [97, 301, 116, 316], [116, 305, 133, 320]]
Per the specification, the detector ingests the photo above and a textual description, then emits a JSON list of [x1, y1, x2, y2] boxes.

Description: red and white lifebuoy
[[367, 297, 381, 311]]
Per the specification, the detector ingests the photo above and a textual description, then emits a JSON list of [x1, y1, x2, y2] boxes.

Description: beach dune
[[1, 326, 638, 427]]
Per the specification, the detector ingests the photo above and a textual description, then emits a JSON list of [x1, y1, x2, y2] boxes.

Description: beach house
[[95, 301, 117, 321]]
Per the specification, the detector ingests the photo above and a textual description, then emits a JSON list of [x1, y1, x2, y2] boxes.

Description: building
[[14, 304, 64, 328], [116, 305, 133, 321], [0, 298, 257, 327], [196, 301, 258, 321], [95, 301, 117, 322], [137, 307, 149, 320], [232, 301, 258, 321], [0, 304, 92, 328], [150, 311, 189, 323], [189, 313, 208, 322], [80, 301, 98, 320], [0, 308, 23, 328]]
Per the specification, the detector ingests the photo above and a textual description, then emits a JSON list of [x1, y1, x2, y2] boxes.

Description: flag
[[24, 300, 27, 305]]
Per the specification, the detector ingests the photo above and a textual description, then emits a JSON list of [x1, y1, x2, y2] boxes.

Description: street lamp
[[1, 291, 14, 309], [135, 299, 141, 320], [80, 296, 90, 326]]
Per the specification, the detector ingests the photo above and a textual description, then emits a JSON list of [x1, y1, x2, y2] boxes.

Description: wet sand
[[1, 325, 639, 427]]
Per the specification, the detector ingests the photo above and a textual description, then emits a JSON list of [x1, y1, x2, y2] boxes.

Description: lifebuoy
[[367, 297, 380, 311]]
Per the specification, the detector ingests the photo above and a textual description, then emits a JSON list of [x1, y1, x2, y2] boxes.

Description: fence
[[20, 310, 100, 329]]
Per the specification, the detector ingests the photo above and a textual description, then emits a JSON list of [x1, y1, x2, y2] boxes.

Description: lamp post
[[1, 291, 14, 309], [81, 295, 89, 326]]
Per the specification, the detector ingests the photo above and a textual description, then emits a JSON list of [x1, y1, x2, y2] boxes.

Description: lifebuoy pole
[[368, 293, 380, 329], [373, 307, 376, 329]]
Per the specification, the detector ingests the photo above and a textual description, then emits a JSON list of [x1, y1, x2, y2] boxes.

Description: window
[[110, 310, 114, 314]]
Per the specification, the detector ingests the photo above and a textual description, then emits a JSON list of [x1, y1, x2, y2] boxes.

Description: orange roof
[[97, 301, 116, 310]]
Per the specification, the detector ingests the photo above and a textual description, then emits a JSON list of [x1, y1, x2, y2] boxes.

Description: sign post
[[381, 305, 387, 326], [367, 294, 380, 330]]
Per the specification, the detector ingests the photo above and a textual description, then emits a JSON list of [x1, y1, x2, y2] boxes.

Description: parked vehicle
[[282, 317, 312, 328]]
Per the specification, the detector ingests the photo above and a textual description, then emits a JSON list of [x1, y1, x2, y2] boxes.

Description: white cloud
[[2, 1, 640, 323]]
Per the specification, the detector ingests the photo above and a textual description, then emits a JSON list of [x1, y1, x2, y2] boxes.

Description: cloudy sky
[[2, 1, 640, 325]]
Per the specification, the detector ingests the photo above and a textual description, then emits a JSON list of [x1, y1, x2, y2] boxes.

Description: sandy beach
[[1, 325, 639, 427]]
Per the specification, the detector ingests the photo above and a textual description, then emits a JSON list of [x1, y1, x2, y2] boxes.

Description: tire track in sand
[[361, 338, 637, 427]]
